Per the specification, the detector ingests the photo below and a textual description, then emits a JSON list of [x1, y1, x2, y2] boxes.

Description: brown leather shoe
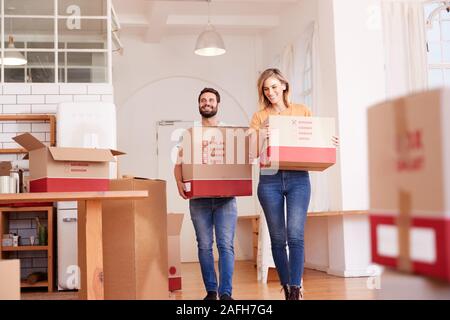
[[289, 286, 303, 300], [203, 291, 217, 300], [282, 285, 290, 300]]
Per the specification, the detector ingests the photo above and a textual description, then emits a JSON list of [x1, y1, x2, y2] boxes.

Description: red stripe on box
[[185, 180, 252, 198], [30, 178, 109, 192], [267, 146, 336, 163], [169, 277, 182, 291], [370, 214, 450, 282]]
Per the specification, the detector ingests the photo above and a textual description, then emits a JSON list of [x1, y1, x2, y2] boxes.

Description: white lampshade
[[0, 36, 27, 66], [194, 25, 226, 57]]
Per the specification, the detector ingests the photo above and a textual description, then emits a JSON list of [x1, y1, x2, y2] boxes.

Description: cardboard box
[[181, 126, 252, 198], [167, 213, 184, 291], [101, 177, 169, 299], [368, 88, 450, 282], [0, 162, 12, 176], [0, 260, 20, 300], [261, 116, 336, 171], [13, 133, 124, 192]]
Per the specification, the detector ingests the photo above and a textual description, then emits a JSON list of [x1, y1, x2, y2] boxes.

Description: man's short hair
[[198, 87, 221, 103]]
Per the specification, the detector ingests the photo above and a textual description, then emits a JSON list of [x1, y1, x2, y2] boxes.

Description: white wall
[[332, 0, 386, 211], [261, 0, 386, 211], [113, 33, 263, 262]]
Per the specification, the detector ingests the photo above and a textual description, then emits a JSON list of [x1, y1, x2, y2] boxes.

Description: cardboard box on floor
[[181, 126, 252, 198], [167, 213, 184, 291], [101, 177, 169, 299], [368, 88, 450, 282], [12, 133, 124, 192], [261, 116, 336, 171], [0, 260, 20, 300]]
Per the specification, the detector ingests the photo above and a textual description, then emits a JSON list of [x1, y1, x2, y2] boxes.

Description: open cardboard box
[[13, 133, 124, 192]]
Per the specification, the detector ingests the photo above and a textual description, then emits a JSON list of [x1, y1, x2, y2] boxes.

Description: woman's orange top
[[249, 103, 312, 130]]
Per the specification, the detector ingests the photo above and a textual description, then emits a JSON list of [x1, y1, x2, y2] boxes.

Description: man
[[174, 87, 237, 301]]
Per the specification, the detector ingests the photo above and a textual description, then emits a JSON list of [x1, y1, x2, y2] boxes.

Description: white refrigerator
[[56, 102, 117, 290]]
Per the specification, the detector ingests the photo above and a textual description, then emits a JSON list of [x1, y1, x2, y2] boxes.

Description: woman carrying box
[[249, 68, 338, 300]]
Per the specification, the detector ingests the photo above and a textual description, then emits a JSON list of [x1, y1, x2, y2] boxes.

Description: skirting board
[[304, 262, 328, 273], [327, 267, 372, 277]]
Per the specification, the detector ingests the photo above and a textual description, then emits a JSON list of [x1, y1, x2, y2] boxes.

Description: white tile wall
[[0, 95, 17, 104], [59, 84, 88, 95], [45, 95, 73, 104], [0, 84, 114, 157], [17, 95, 45, 104], [2, 123, 31, 133], [88, 84, 113, 95], [31, 104, 58, 114], [73, 95, 101, 102], [31, 84, 59, 95], [2, 104, 31, 114], [3, 84, 31, 95], [31, 123, 50, 133]]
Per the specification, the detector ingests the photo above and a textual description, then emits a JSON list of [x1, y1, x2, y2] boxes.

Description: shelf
[[1, 245, 48, 251], [21, 280, 48, 288]]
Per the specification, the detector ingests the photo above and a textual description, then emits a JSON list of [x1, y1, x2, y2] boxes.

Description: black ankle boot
[[282, 285, 290, 300], [289, 286, 301, 300]]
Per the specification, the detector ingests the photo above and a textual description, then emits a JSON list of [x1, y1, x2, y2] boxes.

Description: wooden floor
[[21, 261, 375, 300]]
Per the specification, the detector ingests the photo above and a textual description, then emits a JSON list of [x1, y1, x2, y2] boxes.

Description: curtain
[[381, 0, 428, 98]]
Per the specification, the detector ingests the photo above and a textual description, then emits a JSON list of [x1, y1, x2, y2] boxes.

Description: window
[[424, 1, 450, 88], [0, 0, 113, 83]]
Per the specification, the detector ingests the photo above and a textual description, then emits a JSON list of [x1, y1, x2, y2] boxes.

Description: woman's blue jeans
[[189, 197, 237, 296], [257, 170, 311, 286]]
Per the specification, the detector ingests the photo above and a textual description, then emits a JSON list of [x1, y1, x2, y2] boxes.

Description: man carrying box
[[174, 87, 237, 301]]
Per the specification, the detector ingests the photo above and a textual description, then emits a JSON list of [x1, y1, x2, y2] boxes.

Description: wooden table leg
[[78, 200, 104, 300]]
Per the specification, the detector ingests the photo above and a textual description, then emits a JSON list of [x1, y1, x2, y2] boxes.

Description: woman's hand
[[176, 181, 188, 200], [332, 135, 339, 148]]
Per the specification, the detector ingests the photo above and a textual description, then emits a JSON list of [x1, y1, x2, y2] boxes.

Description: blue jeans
[[257, 170, 311, 286], [189, 197, 237, 296]]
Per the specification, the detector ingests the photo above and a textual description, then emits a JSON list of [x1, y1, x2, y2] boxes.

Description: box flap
[[167, 213, 184, 236], [48, 147, 115, 162], [12, 133, 46, 151], [0, 162, 12, 176], [111, 149, 126, 156]]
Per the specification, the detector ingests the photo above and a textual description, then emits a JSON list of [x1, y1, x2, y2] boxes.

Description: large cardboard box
[[368, 88, 450, 282], [13, 133, 124, 192], [261, 115, 336, 171], [167, 213, 184, 291], [101, 177, 169, 299], [181, 126, 252, 198], [0, 260, 20, 300]]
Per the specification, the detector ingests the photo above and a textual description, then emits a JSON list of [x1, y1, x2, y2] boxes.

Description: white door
[[156, 121, 197, 262]]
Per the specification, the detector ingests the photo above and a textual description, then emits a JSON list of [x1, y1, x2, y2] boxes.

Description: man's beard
[[199, 106, 218, 118]]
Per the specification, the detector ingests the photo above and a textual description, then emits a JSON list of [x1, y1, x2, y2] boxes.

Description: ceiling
[[112, 0, 300, 41]]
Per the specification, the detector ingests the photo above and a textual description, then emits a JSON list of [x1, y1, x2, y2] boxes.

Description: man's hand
[[176, 180, 188, 200]]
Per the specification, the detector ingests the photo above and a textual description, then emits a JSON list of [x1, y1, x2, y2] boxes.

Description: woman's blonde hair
[[257, 68, 290, 110]]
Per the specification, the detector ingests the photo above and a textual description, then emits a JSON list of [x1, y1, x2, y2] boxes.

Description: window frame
[[0, 0, 112, 84]]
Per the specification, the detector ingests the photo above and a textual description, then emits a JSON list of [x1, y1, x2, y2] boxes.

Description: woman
[[249, 68, 337, 300]]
